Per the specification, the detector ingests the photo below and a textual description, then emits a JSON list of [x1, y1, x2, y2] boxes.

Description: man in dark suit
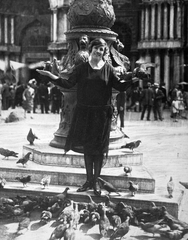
[[116, 91, 126, 130], [140, 82, 154, 121], [153, 82, 164, 121]]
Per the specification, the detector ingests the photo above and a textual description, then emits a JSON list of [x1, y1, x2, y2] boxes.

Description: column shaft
[[53, 9, 57, 42], [177, 1, 181, 39], [170, 2, 175, 39], [141, 7, 145, 40], [163, 3, 168, 39], [145, 5, 149, 40], [174, 50, 180, 84], [157, 3, 162, 39], [0, 15, 2, 43], [164, 50, 170, 95], [151, 4, 155, 40], [154, 51, 161, 84], [10, 16, 14, 44], [4, 15, 8, 44]]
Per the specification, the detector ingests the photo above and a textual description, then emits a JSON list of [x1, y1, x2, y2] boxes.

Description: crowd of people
[[116, 82, 188, 124], [0, 78, 62, 117], [0, 76, 187, 123]]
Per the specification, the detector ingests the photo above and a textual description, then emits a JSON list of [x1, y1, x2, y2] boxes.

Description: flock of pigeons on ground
[[0, 128, 188, 239], [0, 187, 188, 239]]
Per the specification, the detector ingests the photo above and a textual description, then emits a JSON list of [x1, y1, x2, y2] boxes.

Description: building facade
[[0, 0, 187, 93]]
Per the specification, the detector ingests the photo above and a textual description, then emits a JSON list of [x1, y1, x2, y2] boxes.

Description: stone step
[[0, 159, 154, 193], [0, 181, 184, 219], [23, 143, 143, 168]]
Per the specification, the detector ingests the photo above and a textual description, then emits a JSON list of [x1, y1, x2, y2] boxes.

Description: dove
[[123, 166, 132, 176], [15, 175, 31, 187], [16, 213, 31, 235], [27, 128, 39, 145], [128, 181, 139, 196], [110, 216, 130, 240], [139, 221, 164, 237], [0, 148, 18, 159], [16, 152, 32, 167], [98, 177, 121, 196], [49, 223, 68, 240], [167, 177, 174, 198], [121, 140, 141, 151], [98, 203, 111, 238], [40, 210, 52, 224], [40, 175, 51, 189]]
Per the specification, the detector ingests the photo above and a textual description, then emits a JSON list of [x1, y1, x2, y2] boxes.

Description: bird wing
[[110, 45, 130, 70]]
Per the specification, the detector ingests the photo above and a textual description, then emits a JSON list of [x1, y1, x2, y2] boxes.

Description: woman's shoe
[[93, 180, 101, 196], [77, 180, 92, 192]]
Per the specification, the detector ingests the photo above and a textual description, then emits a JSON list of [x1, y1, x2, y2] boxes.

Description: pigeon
[[15, 175, 31, 187], [98, 177, 121, 196], [53, 187, 70, 202], [110, 216, 130, 240], [0, 176, 6, 188], [139, 221, 165, 237], [110, 214, 122, 230], [49, 223, 68, 240], [87, 194, 99, 212], [121, 140, 141, 151], [40, 210, 52, 224], [98, 203, 111, 238], [128, 181, 139, 196], [0, 147, 18, 159], [167, 177, 174, 198], [16, 152, 32, 167], [64, 219, 76, 240], [27, 128, 39, 145], [16, 213, 31, 235], [123, 166, 132, 176], [40, 175, 51, 189]]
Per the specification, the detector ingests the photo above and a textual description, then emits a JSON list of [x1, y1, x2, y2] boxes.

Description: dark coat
[[153, 88, 164, 106], [51, 62, 134, 156], [140, 87, 154, 106]]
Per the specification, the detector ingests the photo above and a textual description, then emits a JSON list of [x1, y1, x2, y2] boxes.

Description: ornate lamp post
[[48, 0, 129, 150]]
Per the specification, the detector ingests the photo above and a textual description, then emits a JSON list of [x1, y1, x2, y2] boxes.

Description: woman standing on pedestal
[[37, 38, 136, 196]]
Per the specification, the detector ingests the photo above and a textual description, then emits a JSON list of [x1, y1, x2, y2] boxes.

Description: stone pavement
[[0, 106, 188, 240]]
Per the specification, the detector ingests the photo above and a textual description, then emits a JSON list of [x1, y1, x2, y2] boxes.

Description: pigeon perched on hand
[[98, 177, 121, 196], [0, 147, 18, 159], [121, 140, 141, 151], [167, 177, 174, 198], [27, 128, 39, 145], [15, 175, 31, 187], [128, 181, 139, 196], [123, 166, 132, 176], [16, 152, 32, 167]]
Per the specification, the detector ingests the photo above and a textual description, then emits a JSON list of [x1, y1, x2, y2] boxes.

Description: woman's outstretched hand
[[36, 69, 59, 80]]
